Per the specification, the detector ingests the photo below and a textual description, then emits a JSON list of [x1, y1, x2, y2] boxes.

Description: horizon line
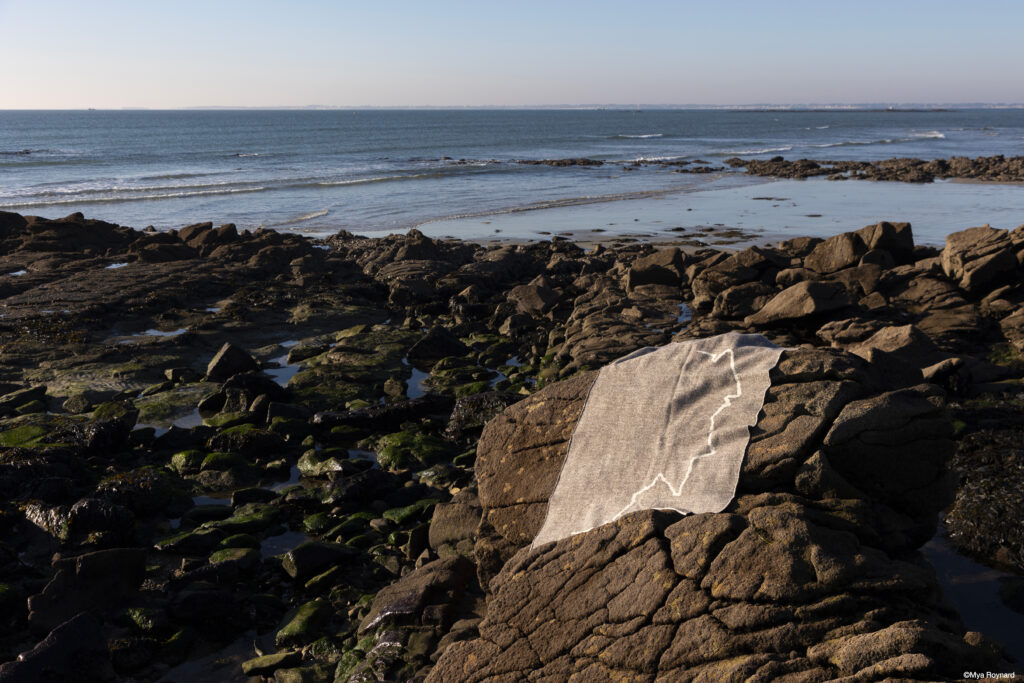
[[3, 102, 1024, 112]]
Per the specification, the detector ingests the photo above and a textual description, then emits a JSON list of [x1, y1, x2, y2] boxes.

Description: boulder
[[428, 348, 1004, 681], [855, 221, 915, 263], [744, 281, 851, 327], [27, 548, 146, 632], [845, 323, 943, 368], [206, 342, 259, 382], [429, 491, 483, 550], [803, 231, 867, 274], [941, 225, 1018, 294], [625, 248, 685, 289], [0, 613, 112, 682], [406, 327, 471, 369], [506, 283, 559, 316], [359, 556, 474, 633], [710, 281, 775, 320], [999, 306, 1024, 351]]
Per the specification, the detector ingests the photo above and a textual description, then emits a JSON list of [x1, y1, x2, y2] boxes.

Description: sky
[[1, 0, 1023, 109]]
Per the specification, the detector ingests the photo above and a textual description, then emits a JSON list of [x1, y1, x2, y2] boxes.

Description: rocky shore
[[725, 154, 1024, 183], [0, 209, 1022, 681]]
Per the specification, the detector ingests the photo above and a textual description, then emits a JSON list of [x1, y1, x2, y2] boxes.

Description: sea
[[3, 108, 1024, 245]]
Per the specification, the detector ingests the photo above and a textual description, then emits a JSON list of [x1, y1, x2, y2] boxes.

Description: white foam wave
[[613, 133, 663, 139], [809, 132, 946, 149], [630, 155, 688, 162], [266, 210, 329, 226], [0, 186, 269, 209], [25, 179, 263, 198], [316, 172, 439, 187], [235, 153, 262, 157], [724, 145, 793, 155], [816, 125, 830, 129]]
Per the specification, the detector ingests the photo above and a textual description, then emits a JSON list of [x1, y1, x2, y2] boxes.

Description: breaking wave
[[611, 133, 664, 139]]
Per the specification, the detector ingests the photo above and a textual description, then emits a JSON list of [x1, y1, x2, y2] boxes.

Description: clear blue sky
[[1, 0, 1022, 108]]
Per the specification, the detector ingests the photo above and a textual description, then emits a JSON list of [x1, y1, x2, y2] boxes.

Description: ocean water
[[2, 109, 1024, 241]]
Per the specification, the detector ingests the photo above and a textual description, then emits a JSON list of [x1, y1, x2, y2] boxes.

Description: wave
[[0, 186, 269, 209], [611, 133, 663, 139], [0, 166, 503, 209], [139, 171, 226, 181], [809, 139, 886, 148], [816, 126, 830, 129], [265, 209, 329, 227], [723, 145, 793, 155], [21, 179, 263, 198], [808, 133, 945, 149], [0, 148, 81, 157], [234, 152, 262, 157], [315, 172, 443, 187], [628, 155, 688, 162]]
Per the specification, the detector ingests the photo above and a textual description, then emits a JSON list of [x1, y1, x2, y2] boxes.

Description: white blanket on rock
[[532, 332, 783, 548]]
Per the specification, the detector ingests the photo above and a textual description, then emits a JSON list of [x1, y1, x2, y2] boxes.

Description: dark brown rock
[[804, 231, 868, 274], [506, 283, 559, 316], [406, 327, 471, 369], [941, 225, 1018, 294], [744, 280, 851, 327], [27, 548, 146, 632], [205, 342, 259, 382]]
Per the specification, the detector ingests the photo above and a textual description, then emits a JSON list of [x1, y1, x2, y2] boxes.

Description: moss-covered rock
[[375, 431, 455, 472], [201, 411, 252, 429], [155, 527, 227, 554], [93, 399, 139, 424], [208, 424, 285, 460], [268, 416, 311, 441], [219, 533, 260, 549], [202, 503, 281, 535], [0, 423, 48, 447], [382, 498, 441, 526], [125, 606, 167, 635], [169, 449, 205, 475], [14, 399, 46, 415], [276, 599, 330, 647], [208, 546, 261, 570], [200, 451, 248, 472], [296, 448, 347, 477], [303, 512, 333, 536], [241, 651, 301, 676]]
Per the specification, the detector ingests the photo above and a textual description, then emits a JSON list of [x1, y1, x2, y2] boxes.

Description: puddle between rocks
[[269, 464, 302, 492], [401, 358, 430, 399], [922, 529, 1024, 663], [260, 529, 309, 559], [117, 328, 189, 344], [191, 495, 232, 507], [157, 631, 255, 683], [8, 270, 27, 276], [263, 341, 302, 386], [678, 303, 692, 324], [105, 262, 129, 270], [135, 407, 204, 437], [348, 449, 378, 463]]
